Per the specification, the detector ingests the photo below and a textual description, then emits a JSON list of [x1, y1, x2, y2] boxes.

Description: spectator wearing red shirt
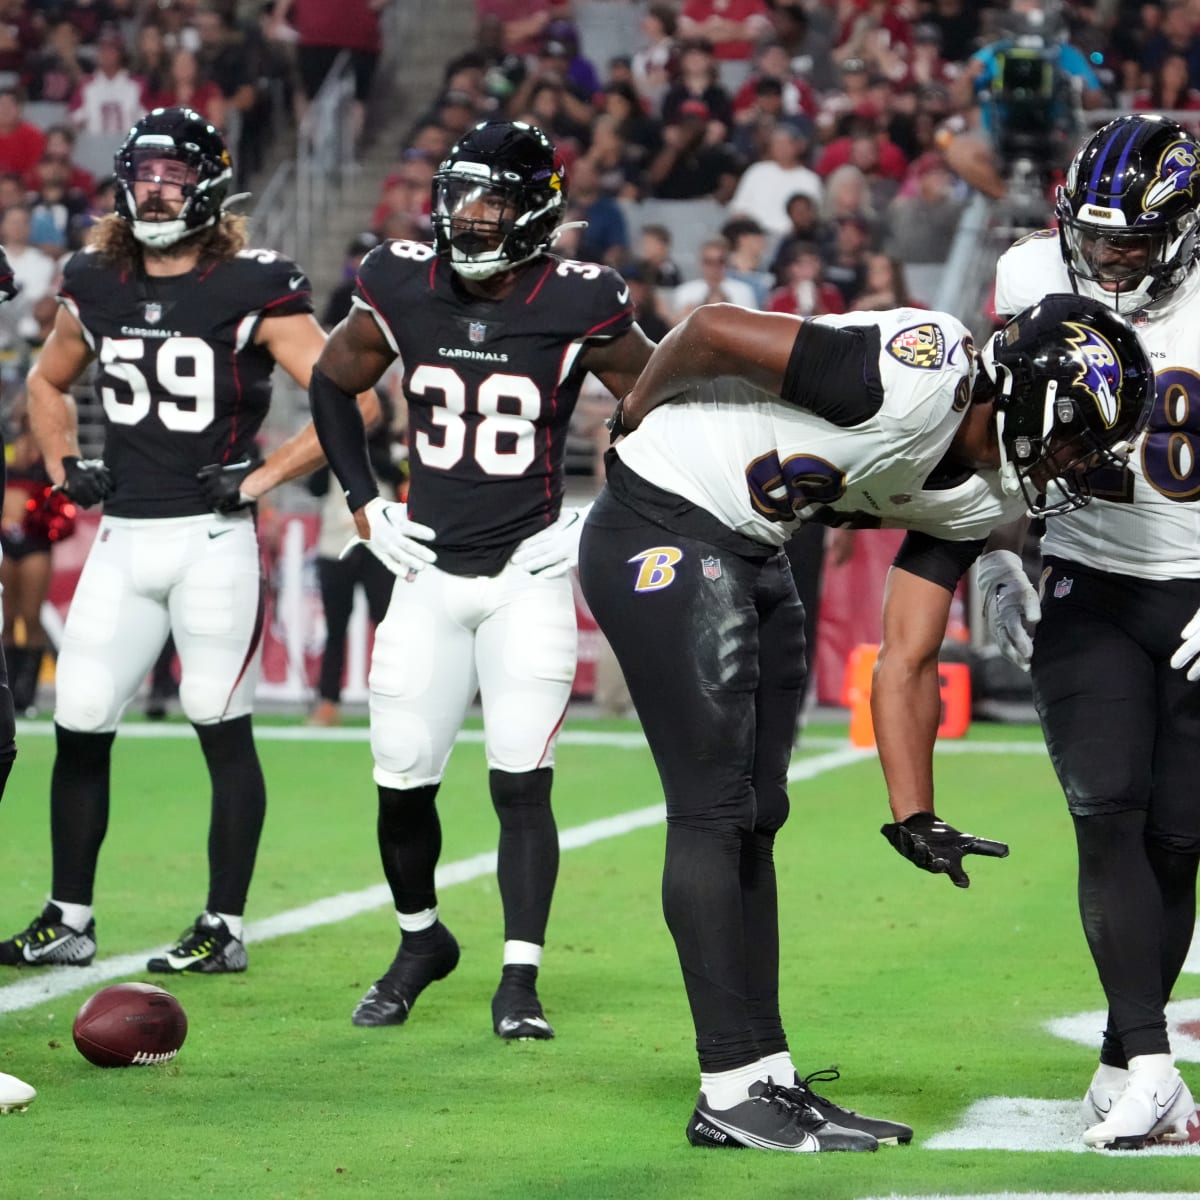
[[731, 42, 817, 121], [678, 0, 772, 66], [815, 118, 908, 184], [765, 241, 844, 316], [147, 49, 226, 132], [473, 0, 571, 58], [0, 89, 46, 179], [0, 0, 40, 76], [22, 126, 95, 199]]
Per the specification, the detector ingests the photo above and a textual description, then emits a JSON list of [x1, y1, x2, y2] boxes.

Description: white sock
[[397, 906, 437, 933], [50, 899, 92, 933], [701, 1061, 772, 1111], [213, 912, 244, 941], [756, 1051, 798, 1086], [503, 939, 542, 968]]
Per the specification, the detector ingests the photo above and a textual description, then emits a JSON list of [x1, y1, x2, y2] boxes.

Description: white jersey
[[616, 307, 1027, 544], [995, 232, 1200, 580]]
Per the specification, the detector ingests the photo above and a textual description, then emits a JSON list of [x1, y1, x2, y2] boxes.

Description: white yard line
[[0, 735, 1047, 1015]]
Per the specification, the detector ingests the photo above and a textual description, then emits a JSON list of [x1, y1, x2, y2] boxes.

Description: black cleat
[[782, 1068, 913, 1145], [352, 922, 460, 1027], [147, 912, 248, 974], [491, 963, 555, 1040], [0, 903, 96, 967], [686, 1079, 878, 1152]]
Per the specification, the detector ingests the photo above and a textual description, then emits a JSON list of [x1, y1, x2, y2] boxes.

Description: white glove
[[341, 496, 436, 575], [509, 504, 592, 578], [975, 549, 1040, 672], [1170, 607, 1200, 681]]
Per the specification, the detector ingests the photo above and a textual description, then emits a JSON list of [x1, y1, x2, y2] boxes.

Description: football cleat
[[0, 903, 96, 967], [352, 922, 460, 1027], [782, 1068, 913, 1145], [686, 1079, 878, 1152], [147, 912, 247, 974], [492, 963, 555, 1041], [0, 1072, 35, 1113], [1083, 1056, 1195, 1150], [1082, 1061, 1129, 1126]]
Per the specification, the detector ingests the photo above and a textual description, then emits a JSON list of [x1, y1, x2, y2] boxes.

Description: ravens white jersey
[[616, 307, 1026, 544], [996, 232, 1200, 579]]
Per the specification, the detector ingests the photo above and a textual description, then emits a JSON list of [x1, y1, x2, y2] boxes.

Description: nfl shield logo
[[1054, 577, 1073, 599], [701, 556, 722, 581], [468, 321, 487, 344], [144, 302, 162, 324]]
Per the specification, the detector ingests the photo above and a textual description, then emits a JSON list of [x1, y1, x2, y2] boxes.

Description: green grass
[[0, 716, 1197, 1199]]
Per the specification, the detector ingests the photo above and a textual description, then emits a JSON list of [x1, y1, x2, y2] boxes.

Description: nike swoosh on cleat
[[161, 951, 210, 970], [498, 1016, 552, 1036], [21, 939, 82, 963], [1154, 1084, 1183, 1120]]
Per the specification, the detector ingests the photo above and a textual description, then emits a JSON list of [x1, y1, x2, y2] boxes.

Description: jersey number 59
[[99, 336, 216, 431]]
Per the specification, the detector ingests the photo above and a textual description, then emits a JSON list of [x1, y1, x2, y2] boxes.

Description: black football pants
[[1033, 558, 1200, 1061], [579, 489, 806, 1072]]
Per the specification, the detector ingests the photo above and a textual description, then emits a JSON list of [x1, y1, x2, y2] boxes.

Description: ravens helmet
[[114, 107, 233, 250], [980, 293, 1155, 516], [1055, 114, 1200, 312], [432, 120, 567, 280]]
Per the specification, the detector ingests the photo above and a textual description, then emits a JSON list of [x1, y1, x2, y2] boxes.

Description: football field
[[1, 714, 1199, 1200]]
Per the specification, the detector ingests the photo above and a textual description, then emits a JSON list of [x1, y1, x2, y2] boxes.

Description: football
[[72, 982, 188, 1068]]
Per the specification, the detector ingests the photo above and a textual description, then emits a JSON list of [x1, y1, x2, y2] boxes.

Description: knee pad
[[180, 675, 238, 725], [54, 657, 119, 732], [370, 705, 443, 789]]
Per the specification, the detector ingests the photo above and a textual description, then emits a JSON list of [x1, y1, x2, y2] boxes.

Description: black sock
[[378, 783, 442, 912], [194, 716, 266, 916], [50, 726, 116, 905], [490, 767, 558, 944]]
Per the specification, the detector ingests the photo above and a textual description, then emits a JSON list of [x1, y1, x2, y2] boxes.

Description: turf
[[0, 716, 1197, 1199]]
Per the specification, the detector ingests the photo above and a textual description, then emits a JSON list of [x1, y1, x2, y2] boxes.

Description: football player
[[580, 293, 1153, 1152], [309, 120, 654, 1038], [0, 108, 377, 976], [978, 114, 1200, 1149]]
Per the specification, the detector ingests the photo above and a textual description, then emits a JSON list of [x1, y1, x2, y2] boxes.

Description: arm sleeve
[[309, 365, 379, 513], [780, 321, 885, 427], [893, 531, 985, 592]]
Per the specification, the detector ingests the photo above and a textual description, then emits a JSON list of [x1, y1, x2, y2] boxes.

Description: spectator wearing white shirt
[[0, 205, 57, 349], [726, 123, 822, 235], [672, 237, 757, 322], [69, 30, 148, 136]]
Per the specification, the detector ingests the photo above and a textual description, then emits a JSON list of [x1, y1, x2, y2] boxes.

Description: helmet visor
[[1060, 216, 1165, 293], [434, 174, 519, 254], [126, 147, 200, 192]]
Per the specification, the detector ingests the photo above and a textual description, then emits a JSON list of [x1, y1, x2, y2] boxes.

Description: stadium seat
[[23, 101, 70, 131], [72, 131, 126, 181]]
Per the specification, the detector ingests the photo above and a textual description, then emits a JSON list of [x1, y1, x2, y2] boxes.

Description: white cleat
[[0, 1072, 35, 1113], [1083, 1054, 1194, 1150], [1081, 1061, 1129, 1126]]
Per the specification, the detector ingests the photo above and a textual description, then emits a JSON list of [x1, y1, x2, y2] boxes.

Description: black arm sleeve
[[309, 365, 379, 513], [780, 322, 884, 427], [893, 531, 985, 592]]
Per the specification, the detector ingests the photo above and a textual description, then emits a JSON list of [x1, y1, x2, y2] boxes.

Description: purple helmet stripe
[[1085, 120, 1137, 205]]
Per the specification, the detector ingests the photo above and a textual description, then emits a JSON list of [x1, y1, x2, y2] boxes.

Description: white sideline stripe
[[0, 746, 867, 1014], [861, 1194, 1200, 1198], [13, 719, 1052, 757]]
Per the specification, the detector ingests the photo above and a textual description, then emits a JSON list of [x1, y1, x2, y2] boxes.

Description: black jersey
[[354, 241, 634, 576], [60, 246, 314, 518]]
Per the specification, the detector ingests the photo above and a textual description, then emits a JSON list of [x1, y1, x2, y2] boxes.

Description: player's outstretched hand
[[510, 504, 592, 578], [880, 811, 1009, 889], [345, 496, 436, 576], [60, 456, 113, 508], [197, 459, 257, 512]]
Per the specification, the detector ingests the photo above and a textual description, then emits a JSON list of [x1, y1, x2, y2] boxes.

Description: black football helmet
[[1055, 114, 1200, 312], [432, 120, 567, 280], [980, 293, 1154, 516], [114, 107, 233, 249]]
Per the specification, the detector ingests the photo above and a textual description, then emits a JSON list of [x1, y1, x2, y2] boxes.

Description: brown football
[[72, 982, 188, 1068]]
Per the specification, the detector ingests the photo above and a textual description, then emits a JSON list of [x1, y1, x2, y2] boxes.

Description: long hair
[[84, 212, 248, 271]]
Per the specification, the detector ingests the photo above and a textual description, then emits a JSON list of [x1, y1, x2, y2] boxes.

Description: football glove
[[510, 504, 592, 578], [59, 456, 113, 508], [1170, 604, 1200, 681], [197, 459, 257, 513], [975, 549, 1040, 672], [880, 811, 1009, 889], [343, 496, 437, 575], [607, 395, 633, 443]]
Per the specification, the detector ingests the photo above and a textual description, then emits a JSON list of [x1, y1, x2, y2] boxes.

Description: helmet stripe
[[1085, 120, 1138, 205]]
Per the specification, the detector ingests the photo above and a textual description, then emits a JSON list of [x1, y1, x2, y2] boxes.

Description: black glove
[[880, 811, 1009, 889], [60, 456, 113, 508], [197, 459, 257, 513], [0, 244, 18, 303]]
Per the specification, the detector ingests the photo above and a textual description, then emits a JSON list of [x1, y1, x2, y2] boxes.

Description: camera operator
[[940, 0, 1103, 210]]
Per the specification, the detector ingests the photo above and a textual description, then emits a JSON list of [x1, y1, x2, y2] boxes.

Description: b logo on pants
[[629, 547, 683, 593]]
